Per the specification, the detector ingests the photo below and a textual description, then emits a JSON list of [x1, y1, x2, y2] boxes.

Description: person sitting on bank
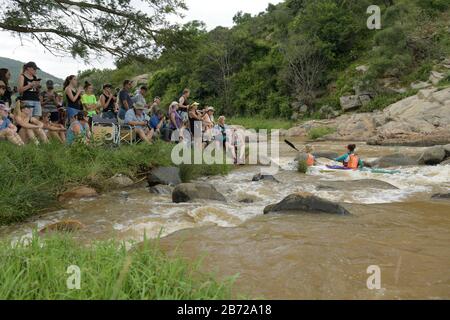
[[14, 100, 48, 145], [39, 80, 61, 124], [41, 111, 66, 143], [334, 144, 364, 169], [67, 111, 91, 145], [99, 83, 117, 119], [0, 104, 24, 146], [149, 109, 168, 138], [81, 81, 98, 118], [124, 102, 154, 144]]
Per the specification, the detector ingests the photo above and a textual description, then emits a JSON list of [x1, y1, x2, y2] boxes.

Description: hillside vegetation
[[0, 56, 63, 86], [78, 0, 450, 120]]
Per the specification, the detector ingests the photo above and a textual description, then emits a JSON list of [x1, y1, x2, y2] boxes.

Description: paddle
[[284, 139, 300, 152]]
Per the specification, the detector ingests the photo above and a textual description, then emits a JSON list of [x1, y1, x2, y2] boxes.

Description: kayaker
[[334, 144, 364, 169]]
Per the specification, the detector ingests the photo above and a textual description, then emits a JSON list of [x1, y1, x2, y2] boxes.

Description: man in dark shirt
[[118, 80, 134, 120]]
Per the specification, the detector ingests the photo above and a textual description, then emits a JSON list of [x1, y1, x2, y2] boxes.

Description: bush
[[307, 127, 336, 140], [297, 160, 308, 174]]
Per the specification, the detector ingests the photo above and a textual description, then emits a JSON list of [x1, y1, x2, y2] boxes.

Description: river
[[1, 139, 449, 299]]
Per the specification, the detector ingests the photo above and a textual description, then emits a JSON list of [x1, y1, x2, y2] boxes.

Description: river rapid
[[1, 139, 449, 299]]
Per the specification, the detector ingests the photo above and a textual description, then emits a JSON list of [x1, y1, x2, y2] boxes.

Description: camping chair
[[91, 116, 120, 146], [117, 118, 136, 145]]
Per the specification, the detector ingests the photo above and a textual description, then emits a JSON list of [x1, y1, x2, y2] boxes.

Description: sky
[[0, 0, 282, 79]]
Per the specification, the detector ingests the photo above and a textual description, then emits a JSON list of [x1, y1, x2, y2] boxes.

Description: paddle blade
[[284, 139, 300, 152]]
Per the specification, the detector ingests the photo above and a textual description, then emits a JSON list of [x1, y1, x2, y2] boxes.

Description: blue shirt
[[125, 109, 147, 129], [0, 117, 11, 131], [149, 115, 162, 130]]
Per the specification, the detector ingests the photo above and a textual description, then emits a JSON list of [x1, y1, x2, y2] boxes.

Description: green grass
[[307, 127, 336, 140], [0, 141, 231, 225], [228, 116, 293, 131], [0, 235, 235, 300]]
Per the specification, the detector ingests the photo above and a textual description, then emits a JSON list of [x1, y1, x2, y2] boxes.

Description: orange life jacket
[[346, 154, 359, 169], [306, 154, 315, 167]]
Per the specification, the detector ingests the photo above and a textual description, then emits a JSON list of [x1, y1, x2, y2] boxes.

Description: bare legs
[[135, 128, 154, 144], [0, 128, 25, 146]]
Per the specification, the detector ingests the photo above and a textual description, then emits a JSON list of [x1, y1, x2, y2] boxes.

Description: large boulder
[[419, 146, 446, 165], [147, 167, 182, 187], [369, 153, 420, 168], [149, 185, 173, 195], [172, 183, 226, 203], [316, 179, 398, 191], [58, 186, 98, 202], [340, 95, 362, 111], [107, 174, 134, 188], [263, 192, 350, 215], [443, 144, 450, 157]]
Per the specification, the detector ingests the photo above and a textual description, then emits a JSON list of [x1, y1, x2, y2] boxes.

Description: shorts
[[24, 100, 42, 117]]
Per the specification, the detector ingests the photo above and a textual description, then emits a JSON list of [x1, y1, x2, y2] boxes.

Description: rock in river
[[419, 146, 447, 165], [264, 192, 350, 215], [172, 183, 226, 203], [147, 167, 182, 187], [316, 179, 398, 191], [252, 173, 280, 183], [40, 220, 85, 234], [369, 153, 420, 168], [431, 193, 450, 200], [58, 186, 98, 202]]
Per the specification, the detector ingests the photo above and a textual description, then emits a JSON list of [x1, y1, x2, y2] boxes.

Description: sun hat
[[134, 102, 145, 110], [205, 106, 215, 112]]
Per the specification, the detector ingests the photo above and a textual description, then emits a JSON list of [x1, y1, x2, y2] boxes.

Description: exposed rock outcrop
[[316, 179, 398, 191], [147, 167, 182, 187], [263, 192, 350, 215], [172, 183, 226, 203], [58, 186, 98, 202], [368, 153, 420, 168]]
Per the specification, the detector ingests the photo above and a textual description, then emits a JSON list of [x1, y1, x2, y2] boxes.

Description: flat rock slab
[[316, 179, 398, 191], [172, 183, 226, 203], [264, 192, 350, 215], [370, 153, 420, 168]]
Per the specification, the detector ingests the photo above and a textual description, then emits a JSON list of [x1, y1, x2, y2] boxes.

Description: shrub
[[307, 127, 336, 140], [297, 160, 308, 174]]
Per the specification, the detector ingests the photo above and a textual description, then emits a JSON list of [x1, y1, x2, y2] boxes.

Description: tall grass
[[0, 235, 234, 300], [0, 141, 231, 225]]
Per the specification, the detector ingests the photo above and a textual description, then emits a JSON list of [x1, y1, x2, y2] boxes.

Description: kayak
[[321, 165, 400, 175]]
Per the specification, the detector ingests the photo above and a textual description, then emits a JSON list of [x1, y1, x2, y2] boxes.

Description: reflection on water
[[1, 140, 449, 299]]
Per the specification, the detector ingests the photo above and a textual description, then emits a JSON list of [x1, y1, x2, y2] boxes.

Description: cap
[[46, 80, 54, 87], [24, 61, 40, 70], [205, 106, 215, 112]]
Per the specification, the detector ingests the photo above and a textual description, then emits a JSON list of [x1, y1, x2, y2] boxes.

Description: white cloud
[[0, 0, 282, 78]]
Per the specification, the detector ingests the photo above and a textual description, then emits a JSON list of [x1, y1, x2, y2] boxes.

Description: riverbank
[[0, 141, 231, 226], [0, 234, 234, 299]]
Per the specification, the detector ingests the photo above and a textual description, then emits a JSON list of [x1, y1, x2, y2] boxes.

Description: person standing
[[39, 80, 61, 124], [63, 75, 84, 121], [18, 62, 42, 119], [81, 81, 98, 118], [0, 68, 13, 107], [99, 84, 117, 119], [132, 85, 149, 113], [178, 88, 190, 121], [149, 96, 161, 116], [118, 80, 134, 120]]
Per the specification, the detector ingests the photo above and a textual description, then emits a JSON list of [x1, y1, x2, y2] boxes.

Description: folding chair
[[117, 118, 136, 145], [91, 116, 120, 146]]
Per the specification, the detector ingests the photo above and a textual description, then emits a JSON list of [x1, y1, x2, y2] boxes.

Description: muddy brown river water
[[1, 139, 449, 299]]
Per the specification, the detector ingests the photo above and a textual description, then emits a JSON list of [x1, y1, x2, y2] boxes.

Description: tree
[[0, 0, 186, 58]]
